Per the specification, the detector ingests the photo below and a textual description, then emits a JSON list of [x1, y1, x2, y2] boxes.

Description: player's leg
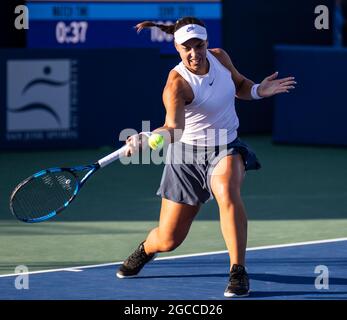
[[210, 154, 249, 297], [144, 198, 200, 254], [211, 154, 247, 267], [116, 198, 200, 278]]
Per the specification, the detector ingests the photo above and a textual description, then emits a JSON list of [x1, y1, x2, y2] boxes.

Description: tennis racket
[[9, 145, 128, 223]]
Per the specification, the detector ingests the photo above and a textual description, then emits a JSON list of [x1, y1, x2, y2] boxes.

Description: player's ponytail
[[135, 17, 205, 35], [135, 21, 175, 35]]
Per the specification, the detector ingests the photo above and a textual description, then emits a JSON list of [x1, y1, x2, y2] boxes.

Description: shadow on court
[[134, 273, 347, 286], [248, 291, 347, 299], [250, 273, 347, 285], [1, 239, 347, 300]]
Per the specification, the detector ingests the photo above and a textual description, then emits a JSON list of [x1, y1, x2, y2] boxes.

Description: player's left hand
[[258, 72, 296, 98]]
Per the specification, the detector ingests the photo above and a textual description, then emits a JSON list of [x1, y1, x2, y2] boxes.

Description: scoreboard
[[26, 0, 222, 54]]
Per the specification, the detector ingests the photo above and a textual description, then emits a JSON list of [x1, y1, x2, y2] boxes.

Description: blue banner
[[27, 2, 221, 20], [26, 1, 222, 54], [27, 20, 221, 54], [273, 45, 347, 146]]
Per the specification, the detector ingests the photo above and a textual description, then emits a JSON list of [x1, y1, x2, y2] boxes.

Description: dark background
[[0, 0, 339, 135]]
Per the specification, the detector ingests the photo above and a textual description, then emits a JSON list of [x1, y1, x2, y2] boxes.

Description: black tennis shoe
[[116, 241, 156, 278], [224, 264, 250, 298]]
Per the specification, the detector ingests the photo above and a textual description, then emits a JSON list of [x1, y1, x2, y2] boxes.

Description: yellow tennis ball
[[148, 133, 164, 150]]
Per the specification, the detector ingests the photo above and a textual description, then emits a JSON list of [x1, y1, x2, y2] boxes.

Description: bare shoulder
[[209, 48, 233, 70], [208, 48, 245, 88], [165, 69, 190, 91], [163, 69, 193, 102]]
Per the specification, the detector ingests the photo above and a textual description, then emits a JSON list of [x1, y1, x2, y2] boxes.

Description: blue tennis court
[[1, 238, 346, 300]]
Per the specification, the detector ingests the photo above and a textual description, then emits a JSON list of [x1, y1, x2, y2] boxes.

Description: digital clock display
[[56, 21, 88, 44], [26, 1, 222, 54]]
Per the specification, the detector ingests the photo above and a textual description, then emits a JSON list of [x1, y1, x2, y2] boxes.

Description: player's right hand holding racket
[[125, 132, 165, 156]]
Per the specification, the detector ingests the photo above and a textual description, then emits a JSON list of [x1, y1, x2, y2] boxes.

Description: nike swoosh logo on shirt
[[209, 79, 215, 86]]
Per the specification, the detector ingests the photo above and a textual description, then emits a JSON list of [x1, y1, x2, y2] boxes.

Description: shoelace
[[125, 248, 148, 268]]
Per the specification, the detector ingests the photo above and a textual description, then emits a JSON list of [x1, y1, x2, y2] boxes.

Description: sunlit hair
[[135, 16, 206, 36]]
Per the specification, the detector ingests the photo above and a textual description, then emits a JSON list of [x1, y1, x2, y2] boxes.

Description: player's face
[[175, 38, 208, 75]]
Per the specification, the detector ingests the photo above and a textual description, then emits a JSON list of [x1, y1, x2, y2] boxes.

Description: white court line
[[0, 237, 346, 278], [63, 268, 83, 272]]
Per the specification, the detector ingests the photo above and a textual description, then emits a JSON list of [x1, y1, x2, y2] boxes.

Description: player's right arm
[[154, 70, 192, 143], [125, 70, 193, 156]]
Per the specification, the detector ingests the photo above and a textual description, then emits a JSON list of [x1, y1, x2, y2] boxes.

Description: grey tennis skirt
[[156, 137, 261, 206]]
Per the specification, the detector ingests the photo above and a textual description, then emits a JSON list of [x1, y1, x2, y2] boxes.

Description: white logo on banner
[[7, 60, 71, 132]]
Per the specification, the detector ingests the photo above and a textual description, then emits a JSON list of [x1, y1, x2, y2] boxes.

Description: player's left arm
[[209, 48, 296, 100]]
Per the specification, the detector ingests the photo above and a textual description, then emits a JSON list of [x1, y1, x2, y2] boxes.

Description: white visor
[[174, 24, 207, 45]]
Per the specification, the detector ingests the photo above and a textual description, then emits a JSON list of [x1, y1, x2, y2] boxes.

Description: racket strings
[[11, 171, 78, 221]]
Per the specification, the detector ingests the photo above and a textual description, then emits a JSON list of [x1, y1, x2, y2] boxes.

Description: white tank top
[[174, 50, 239, 146]]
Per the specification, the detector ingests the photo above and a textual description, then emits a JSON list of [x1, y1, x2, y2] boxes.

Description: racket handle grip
[[98, 145, 128, 168]]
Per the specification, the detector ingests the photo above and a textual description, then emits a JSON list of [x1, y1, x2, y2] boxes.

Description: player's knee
[[214, 180, 241, 198], [223, 195, 243, 209]]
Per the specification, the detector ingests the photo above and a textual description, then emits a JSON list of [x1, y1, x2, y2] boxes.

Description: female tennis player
[[116, 17, 296, 298]]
